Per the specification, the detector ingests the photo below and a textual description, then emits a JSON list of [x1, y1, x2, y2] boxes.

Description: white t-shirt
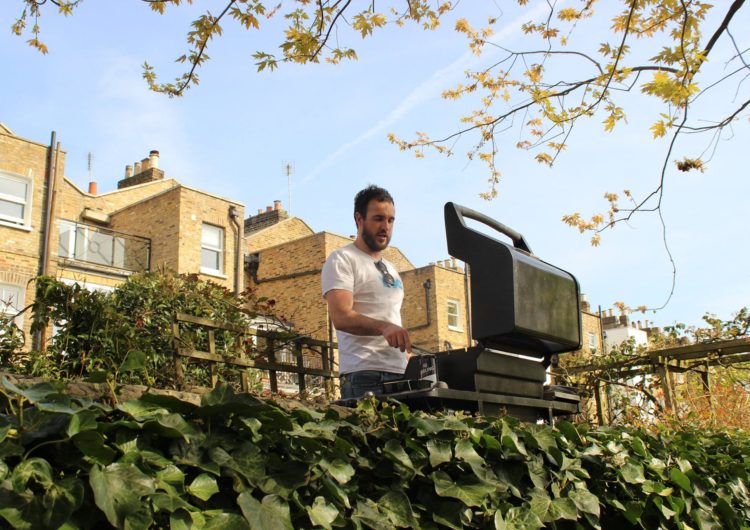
[[321, 243, 407, 375]]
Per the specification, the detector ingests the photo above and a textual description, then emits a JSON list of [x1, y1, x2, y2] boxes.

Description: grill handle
[[446, 202, 532, 254]]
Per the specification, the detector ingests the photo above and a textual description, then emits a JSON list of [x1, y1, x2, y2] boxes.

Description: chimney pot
[[141, 157, 150, 171], [274, 200, 281, 210], [134, 162, 142, 174], [266, 206, 273, 213], [125, 165, 133, 178], [257, 209, 263, 215], [149, 150, 159, 169], [88, 182, 97, 195]]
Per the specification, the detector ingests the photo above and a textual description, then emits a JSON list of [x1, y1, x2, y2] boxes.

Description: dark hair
[[354, 185, 394, 221]]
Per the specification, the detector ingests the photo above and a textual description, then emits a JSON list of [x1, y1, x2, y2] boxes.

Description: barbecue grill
[[343, 202, 582, 422]]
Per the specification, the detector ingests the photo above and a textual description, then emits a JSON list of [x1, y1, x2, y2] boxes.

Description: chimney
[[117, 151, 166, 189], [580, 293, 591, 313], [244, 201, 290, 233], [451, 258, 457, 269], [88, 182, 97, 195]]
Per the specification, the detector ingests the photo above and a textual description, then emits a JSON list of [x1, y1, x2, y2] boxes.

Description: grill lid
[[444, 202, 581, 358]]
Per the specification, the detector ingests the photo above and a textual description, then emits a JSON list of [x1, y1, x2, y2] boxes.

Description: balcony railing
[[58, 220, 151, 273]]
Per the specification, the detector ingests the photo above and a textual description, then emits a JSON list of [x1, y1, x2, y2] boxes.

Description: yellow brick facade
[[1, 127, 244, 349], [0, 129, 64, 340]]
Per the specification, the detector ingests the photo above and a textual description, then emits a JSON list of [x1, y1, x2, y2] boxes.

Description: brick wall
[[245, 218, 314, 253], [109, 187, 182, 274], [176, 188, 244, 291], [0, 130, 65, 343]]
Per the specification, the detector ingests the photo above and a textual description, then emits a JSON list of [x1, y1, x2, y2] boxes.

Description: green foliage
[[0, 316, 25, 369], [26, 273, 272, 388], [1, 378, 749, 529]]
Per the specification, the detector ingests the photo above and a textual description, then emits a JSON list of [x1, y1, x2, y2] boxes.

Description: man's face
[[356, 199, 395, 252]]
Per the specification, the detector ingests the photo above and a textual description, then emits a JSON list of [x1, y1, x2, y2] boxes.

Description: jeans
[[339, 370, 403, 399]]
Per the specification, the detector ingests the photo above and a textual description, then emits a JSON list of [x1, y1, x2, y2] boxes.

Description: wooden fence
[[558, 336, 750, 424], [172, 313, 338, 398]]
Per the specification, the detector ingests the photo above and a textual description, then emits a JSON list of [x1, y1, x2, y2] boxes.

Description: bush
[[0, 379, 748, 529], [26, 273, 274, 388]]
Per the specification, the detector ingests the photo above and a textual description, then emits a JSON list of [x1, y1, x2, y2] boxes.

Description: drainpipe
[[34, 131, 59, 351], [228, 205, 242, 295], [407, 279, 432, 331]]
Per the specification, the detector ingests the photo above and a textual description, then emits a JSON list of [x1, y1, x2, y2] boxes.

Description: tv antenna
[[283, 161, 294, 215], [87, 152, 94, 180]]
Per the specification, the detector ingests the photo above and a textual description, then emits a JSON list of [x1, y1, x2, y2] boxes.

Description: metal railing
[[58, 220, 151, 273]]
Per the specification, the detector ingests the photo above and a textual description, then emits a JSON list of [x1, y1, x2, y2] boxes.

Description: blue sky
[[1, 1, 748, 328]]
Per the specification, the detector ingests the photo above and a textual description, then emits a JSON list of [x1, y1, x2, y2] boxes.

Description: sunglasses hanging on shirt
[[374, 260, 396, 287]]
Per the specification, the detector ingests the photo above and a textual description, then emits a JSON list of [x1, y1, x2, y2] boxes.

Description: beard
[[362, 226, 390, 252]]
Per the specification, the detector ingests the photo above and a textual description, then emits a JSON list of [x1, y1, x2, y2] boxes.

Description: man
[[322, 185, 411, 399]]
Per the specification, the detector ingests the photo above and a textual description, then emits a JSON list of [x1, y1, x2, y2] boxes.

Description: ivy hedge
[[0, 378, 749, 530]]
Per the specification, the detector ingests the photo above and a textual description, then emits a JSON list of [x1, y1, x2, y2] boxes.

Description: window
[[447, 299, 462, 331], [0, 283, 25, 327], [588, 331, 597, 350], [201, 223, 224, 275], [0, 171, 32, 229]]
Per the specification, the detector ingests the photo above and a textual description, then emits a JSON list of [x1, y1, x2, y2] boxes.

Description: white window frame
[[588, 331, 597, 350], [447, 299, 462, 331], [200, 223, 225, 276], [0, 171, 33, 230], [0, 283, 26, 328]]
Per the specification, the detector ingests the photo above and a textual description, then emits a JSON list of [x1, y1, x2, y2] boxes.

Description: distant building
[[0, 124, 243, 347], [601, 308, 653, 352]]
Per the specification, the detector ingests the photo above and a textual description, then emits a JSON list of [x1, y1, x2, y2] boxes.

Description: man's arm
[[326, 289, 411, 353]]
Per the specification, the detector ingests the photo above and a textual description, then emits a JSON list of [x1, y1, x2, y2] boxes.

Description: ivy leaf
[[620, 463, 646, 484], [426, 438, 453, 467], [66, 409, 100, 437], [319, 459, 355, 485], [383, 439, 416, 475], [569, 489, 600, 516], [352, 498, 391, 530], [187, 473, 219, 501], [237, 492, 293, 530], [306, 496, 339, 529], [432, 470, 495, 507], [379, 489, 418, 528], [89, 463, 156, 529], [72, 431, 117, 465], [670, 468, 693, 494]]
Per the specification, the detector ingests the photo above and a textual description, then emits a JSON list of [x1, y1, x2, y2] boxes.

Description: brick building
[[0, 125, 244, 346]]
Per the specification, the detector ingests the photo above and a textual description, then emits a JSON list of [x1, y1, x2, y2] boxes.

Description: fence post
[[295, 340, 305, 395], [239, 332, 250, 393], [208, 329, 218, 388], [594, 382, 606, 426], [172, 320, 185, 390], [321, 344, 332, 399], [266, 336, 278, 394]]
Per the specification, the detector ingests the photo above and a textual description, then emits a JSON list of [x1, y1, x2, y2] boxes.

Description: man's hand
[[382, 323, 412, 353]]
